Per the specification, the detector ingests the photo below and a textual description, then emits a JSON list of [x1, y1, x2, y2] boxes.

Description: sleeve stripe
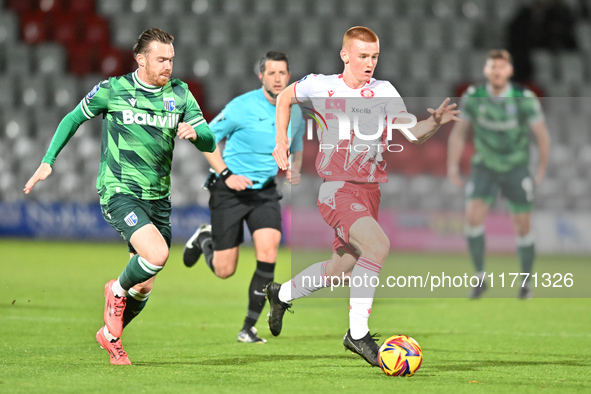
[[81, 99, 95, 118], [79, 101, 93, 119], [187, 117, 205, 127]]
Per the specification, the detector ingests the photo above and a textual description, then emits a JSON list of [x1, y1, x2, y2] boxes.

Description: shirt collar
[[133, 70, 164, 92], [486, 82, 512, 98]]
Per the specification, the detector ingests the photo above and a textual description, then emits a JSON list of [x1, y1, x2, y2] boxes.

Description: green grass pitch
[[1, 239, 590, 393]]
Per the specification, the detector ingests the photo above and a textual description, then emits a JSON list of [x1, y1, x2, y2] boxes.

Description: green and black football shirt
[[42, 70, 216, 204], [460, 83, 544, 173]]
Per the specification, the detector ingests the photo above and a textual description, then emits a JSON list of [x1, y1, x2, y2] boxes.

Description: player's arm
[[181, 90, 216, 153], [530, 119, 550, 184], [273, 82, 296, 170], [205, 106, 252, 191], [287, 150, 303, 185], [446, 118, 471, 187], [287, 107, 305, 185], [24, 83, 107, 194], [203, 148, 252, 191], [402, 98, 461, 144]]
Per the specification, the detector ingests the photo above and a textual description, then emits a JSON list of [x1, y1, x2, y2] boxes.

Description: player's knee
[[143, 248, 169, 267], [363, 233, 390, 262], [374, 237, 390, 261], [256, 249, 278, 263], [214, 265, 236, 279]]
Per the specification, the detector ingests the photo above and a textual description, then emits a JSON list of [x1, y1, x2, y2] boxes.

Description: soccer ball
[[377, 335, 423, 377]]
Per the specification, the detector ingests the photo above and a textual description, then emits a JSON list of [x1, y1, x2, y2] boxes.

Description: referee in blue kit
[[183, 51, 305, 343]]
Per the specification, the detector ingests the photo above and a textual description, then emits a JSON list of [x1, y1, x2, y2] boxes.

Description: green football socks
[[118, 254, 163, 290], [465, 225, 485, 273]]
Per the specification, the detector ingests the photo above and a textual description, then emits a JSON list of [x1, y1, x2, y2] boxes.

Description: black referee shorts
[[208, 180, 282, 251]]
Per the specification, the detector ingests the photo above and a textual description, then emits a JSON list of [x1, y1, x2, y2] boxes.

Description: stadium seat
[[206, 15, 237, 47], [7, 0, 37, 15], [252, 0, 275, 15], [405, 0, 432, 17], [189, 0, 210, 14], [83, 15, 110, 48], [557, 54, 585, 84], [420, 19, 446, 50], [0, 12, 19, 50], [52, 13, 81, 48], [266, 16, 296, 50], [0, 75, 17, 108], [368, 0, 399, 19], [50, 74, 80, 109], [314, 0, 342, 17], [159, 0, 189, 16], [438, 51, 465, 83], [110, 14, 141, 48], [326, 17, 357, 49], [299, 19, 325, 49], [35, 43, 67, 75], [33, 107, 62, 143], [387, 20, 416, 50], [380, 174, 410, 208], [488, 0, 521, 22], [575, 22, 591, 53], [68, 43, 97, 76], [223, 46, 257, 78], [314, 51, 343, 76], [341, 0, 366, 18], [407, 50, 431, 81], [5, 43, 34, 76], [465, 50, 489, 82], [284, 0, 310, 16], [449, 19, 474, 50], [129, 0, 159, 14], [99, 46, 130, 77], [283, 47, 311, 82], [20, 12, 50, 45], [532, 51, 557, 84], [221, 0, 250, 15], [3, 108, 33, 139], [96, 0, 127, 16], [19, 74, 49, 109], [238, 16, 267, 47], [70, 0, 96, 15]]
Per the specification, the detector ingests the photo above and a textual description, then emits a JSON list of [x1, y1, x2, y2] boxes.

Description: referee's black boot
[[183, 224, 211, 267]]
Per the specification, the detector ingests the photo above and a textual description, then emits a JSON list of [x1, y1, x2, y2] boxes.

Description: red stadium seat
[[7, 0, 38, 15], [20, 12, 50, 44], [52, 13, 81, 47], [70, 0, 96, 15], [69, 43, 96, 75], [38, 0, 70, 14], [83, 15, 110, 46], [421, 140, 447, 177], [99, 46, 127, 77]]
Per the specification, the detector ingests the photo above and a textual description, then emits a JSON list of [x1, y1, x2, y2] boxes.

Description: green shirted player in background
[[24, 28, 216, 364], [447, 49, 550, 299]]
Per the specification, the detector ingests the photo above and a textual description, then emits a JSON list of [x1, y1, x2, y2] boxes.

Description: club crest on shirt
[[350, 203, 367, 212], [360, 88, 374, 98], [124, 212, 138, 226], [163, 97, 175, 111]]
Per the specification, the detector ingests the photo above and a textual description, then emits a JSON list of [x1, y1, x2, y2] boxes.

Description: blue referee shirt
[[209, 88, 305, 189]]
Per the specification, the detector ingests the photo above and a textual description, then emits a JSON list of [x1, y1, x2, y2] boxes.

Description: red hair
[[342, 26, 379, 49]]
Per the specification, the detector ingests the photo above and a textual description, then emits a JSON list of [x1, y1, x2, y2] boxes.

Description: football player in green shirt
[[24, 28, 216, 364], [447, 49, 550, 299]]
